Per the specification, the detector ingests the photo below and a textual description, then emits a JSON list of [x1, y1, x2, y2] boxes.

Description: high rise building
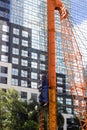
[[0, 0, 74, 114]]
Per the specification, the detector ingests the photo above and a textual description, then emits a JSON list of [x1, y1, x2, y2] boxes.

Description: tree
[[0, 88, 65, 130], [56, 102, 64, 129], [0, 89, 7, 130], [23, 120, 38, 130]]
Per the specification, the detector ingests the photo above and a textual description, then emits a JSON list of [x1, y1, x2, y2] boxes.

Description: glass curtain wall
[[10, 0, 47, 52]]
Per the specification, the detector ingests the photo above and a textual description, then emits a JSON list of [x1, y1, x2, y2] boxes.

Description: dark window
[[0, 77, 7, 84], [31, 93, 37, 101], [1, 66, 7, 73], [21, 91, 27, 99]]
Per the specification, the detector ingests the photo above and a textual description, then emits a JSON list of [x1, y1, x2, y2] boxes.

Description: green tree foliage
[[57, 102, 64, 129], [0, 88, 39, 130], [0, 88, 67, 130], [23, 120, 38, 130]]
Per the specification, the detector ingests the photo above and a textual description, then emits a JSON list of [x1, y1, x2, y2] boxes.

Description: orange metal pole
[[47, 0, 57, 130], [39, 108, 44, 130]]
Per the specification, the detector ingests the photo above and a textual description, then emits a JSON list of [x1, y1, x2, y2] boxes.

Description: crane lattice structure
[[40, 0, 87, 130]]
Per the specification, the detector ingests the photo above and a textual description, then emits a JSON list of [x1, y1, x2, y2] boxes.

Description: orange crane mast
[[47, 0, 68, 130], [47, 0, 87, 130]]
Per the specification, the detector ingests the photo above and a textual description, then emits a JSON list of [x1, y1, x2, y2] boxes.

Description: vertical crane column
[[47, 0, 57, 130]]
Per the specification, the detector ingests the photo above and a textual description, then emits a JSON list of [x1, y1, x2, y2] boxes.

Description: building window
[[31, 82, 37, 88], [12, 68, 18, 76], [31, 62, 37, 69], [21, 91, 27, 99], [22, 40, 28, 47], [21, 50, 28, 57], [2, 34, 9, 42], [66, 108, 72, 114], [21, 59, 28, 66], [0, 77, 7, 84], [31, 72, 37, 79], [31, 93, 37, 101], [21, 70, 28, 77], [57, 87, 63, 93], [31, 52, 37, 59], [2, 25, 9, 32], [21, 80, 28, 87], [12, 48, 19, 55], [12, 57, 19, 64], [12, 78, 18, 86], [57, 77, 63, 84], [40, 54, 45, 61], [1, 45, 8, 52], [0, 66, 7, 74], [1, 55, 8, 62], [66, 99, 72, 105], [40, 64, 45, 70], [22, 30, 28, 38], [57, 97, 63, 104], [13, 28, 19, 35], [13, 37, 19, 44]]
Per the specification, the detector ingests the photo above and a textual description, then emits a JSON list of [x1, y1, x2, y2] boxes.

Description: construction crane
[[39, 0, 87, 130], [47, 0, 68, 130]]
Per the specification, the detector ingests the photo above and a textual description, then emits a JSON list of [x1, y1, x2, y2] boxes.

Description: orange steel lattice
[[39, 108, 44, 130], [60, 17, 87, 130], [47, 0, 87, 130]]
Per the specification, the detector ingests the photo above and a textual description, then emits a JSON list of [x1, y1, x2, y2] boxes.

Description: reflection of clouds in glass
[[71, 0, 87, 25], [73, 20, 87, 66]]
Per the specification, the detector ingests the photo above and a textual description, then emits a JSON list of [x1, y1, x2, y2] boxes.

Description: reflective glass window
[[31, 82, 37, 89], [31, 52, 37, 59], [57, 97, 63, 104], [22, 40, 28, 47], [21, 80, 28, 87], [21, 70, 28, 77], [66, 99, 72, 105], [12, 68, 18, 76], [40, 64, 45, 70], [31, 62, 37, 68], [31, 72, 37, 79], [12, 48, 19, 55], [13, 28, 19, 35], [12, 78, 18, 86], [66, 108, 72, 114], [21, 50, 28, 57], [57, 77, 63, 84], [21, 59, 28, 66], [2, 25, 9, 32], [1, 45, 8, 52], [40, 54, 45, 61], [12, 57, 19, 64], [57, 87, 63, 93], [22, 31, 28, 38], [13, 37, 19, 44], [1, 55, 8, 62], [2, 34, 9, 42]]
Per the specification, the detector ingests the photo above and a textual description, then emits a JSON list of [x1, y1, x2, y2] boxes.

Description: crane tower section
[[58, 1, 87, 130], [60, 17, 87, 130], [47, 0, 87, 130]]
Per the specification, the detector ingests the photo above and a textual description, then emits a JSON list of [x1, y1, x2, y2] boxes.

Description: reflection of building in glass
[[0, 0, 74, 114]]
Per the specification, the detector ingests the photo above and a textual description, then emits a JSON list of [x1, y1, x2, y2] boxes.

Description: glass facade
[[10, 0, 47, 51], [0, 0, 77, 114], [0, 0, 10, 20]]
